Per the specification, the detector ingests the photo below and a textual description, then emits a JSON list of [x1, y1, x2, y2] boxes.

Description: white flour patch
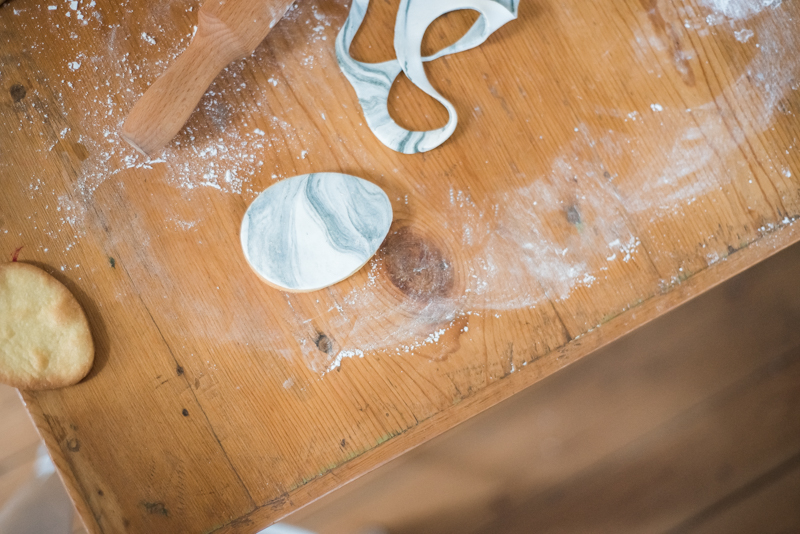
[[172, 219, 198, 231], [699, 0, 782, 20], [393, 322, 456, 354], [619, 4, 797, 215], [617, 122, 719, 213], [56, 195, 87, 236], [323, 349, 364, 375], [734, 28, 755, 42], [608, 237, 642, 263]]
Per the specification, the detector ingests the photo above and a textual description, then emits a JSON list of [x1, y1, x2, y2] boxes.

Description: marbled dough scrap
[[336, 0, 518, 154], [241, 173, 393, 292]]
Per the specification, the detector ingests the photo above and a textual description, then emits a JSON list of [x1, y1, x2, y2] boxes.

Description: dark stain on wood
[[182, 409, 189, 417], [776, 97, 794, 116], [565, 204, 582, 226], [10, 83, 26, 102], [142, 501, 169, 517], [54, 139, 90, 163], [108, 256, 115, 268], [176, 365, 184, 375], [72, 141, 89, 161], [640, 0, 696, 86], [265, 494, 289, 512], [383, 227, 454, 300], [42, 413, 66, 442], [315, 333, 333, 354]]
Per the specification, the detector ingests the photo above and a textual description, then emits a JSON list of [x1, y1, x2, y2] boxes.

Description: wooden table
[[1, 0, 798, 532]]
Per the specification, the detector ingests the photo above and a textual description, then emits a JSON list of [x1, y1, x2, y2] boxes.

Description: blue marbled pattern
[[241, 173, 393, 292], [336, 0, 518, 154]]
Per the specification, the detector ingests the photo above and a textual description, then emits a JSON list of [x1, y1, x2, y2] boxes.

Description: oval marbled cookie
[[241, 173, 393, 292]]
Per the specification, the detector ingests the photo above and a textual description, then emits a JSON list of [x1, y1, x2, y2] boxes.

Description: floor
[[0, 385, 87, 533]]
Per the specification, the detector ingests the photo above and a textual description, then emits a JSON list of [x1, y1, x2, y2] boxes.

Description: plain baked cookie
[[0, 262, 94, 390]]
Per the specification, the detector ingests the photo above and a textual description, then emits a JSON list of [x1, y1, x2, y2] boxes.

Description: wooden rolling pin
[[122, 0, 296, 156]]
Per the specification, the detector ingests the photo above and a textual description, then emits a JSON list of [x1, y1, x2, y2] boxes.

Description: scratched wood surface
[[0, 0, 798, 532]]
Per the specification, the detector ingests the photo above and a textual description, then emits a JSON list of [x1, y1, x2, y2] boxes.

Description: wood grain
[[673, 453, 800, 534], [468, 344, 800, 533], [1, 0, 799, 532]]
